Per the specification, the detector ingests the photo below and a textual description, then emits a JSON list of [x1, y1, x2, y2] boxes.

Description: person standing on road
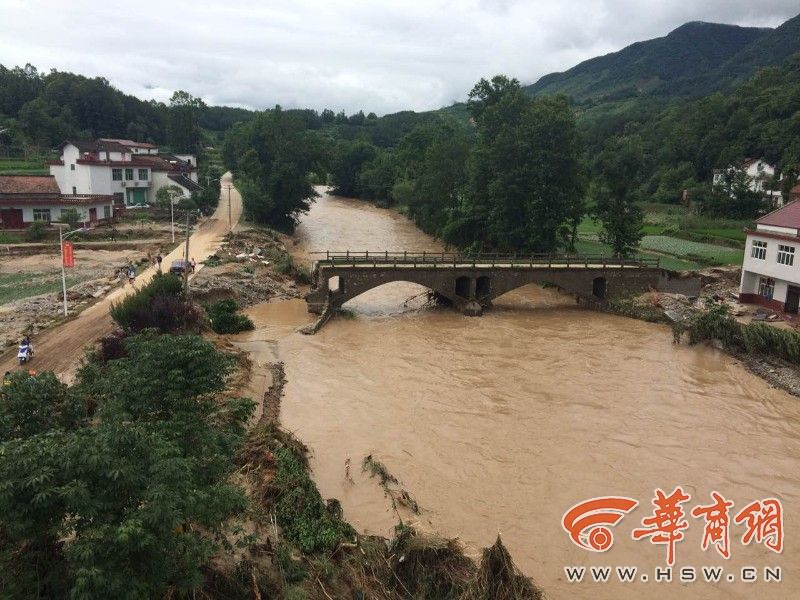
[[190, 257, 196, 274], [156, 252, 163, 272], [127, 262, 136, 286], [111, 226, 117, 242]]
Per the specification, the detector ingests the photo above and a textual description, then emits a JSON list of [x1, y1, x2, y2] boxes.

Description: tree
[[592, 136, 645, 256], [329, 140, 377, 197], [0, 334, 254, 598], [168, 91, 205, 153], [704, 169, 769, 218], [228, 107, 323, 230], [358, 148, 396, 203], [446, 76, 583, 253], [155, 184, 185, 209]]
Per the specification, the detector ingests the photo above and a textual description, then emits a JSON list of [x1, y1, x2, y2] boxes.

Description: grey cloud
[[0, 0, 797, 115]]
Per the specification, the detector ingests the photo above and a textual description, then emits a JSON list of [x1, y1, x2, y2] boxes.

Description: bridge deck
[[312, 251, 660, 270]]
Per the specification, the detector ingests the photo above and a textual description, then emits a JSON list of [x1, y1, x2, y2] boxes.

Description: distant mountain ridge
[[523, 13, 800, 102]]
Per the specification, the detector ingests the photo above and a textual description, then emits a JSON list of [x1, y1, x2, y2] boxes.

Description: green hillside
[[523, 12, 800, 105]]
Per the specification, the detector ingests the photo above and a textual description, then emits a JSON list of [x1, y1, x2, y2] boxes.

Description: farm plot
[[639, 235, 743, 265]]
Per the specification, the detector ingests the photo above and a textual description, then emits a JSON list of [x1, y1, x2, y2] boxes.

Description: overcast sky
[[0, 0, 797, 115]]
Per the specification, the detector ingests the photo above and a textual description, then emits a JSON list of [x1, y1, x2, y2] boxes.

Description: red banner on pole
[[63, 242, 75, 268]]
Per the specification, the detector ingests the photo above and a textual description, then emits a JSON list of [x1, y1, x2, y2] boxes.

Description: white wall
[[741, 233, 800, 288], [6, 201, 114, 224], [148, 171, 191, 204]]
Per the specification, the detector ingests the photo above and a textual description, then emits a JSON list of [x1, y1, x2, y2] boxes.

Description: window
[[759, 277, 775, 300], [32, 208, 51, 222], [751, 240, 767, 260], [138, 168, 148, 181], [777, 244, 795, 266], [113, 192, 124, 204], [70, 164, 75, 171], [103, 205, 111, 219], [72, 187, 76, 195], [125, 168, 134, 181], [112, 168, 122, 181]]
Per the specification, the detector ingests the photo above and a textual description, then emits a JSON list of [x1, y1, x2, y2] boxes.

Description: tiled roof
[[0, 175, 61, 195], [100, 138, 158, 149], [0, 193, 115, 207], [168, 174, 203, 192], [60, 139, 130, 154], [756, 199, 800, 228]]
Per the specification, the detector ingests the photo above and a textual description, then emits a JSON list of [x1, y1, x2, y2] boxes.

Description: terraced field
[[639, 235, 744, 265]]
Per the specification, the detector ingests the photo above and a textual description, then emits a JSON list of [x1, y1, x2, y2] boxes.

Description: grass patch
[[0, 272, 87, 305], [572, 239, 701, 271], [639, 235, 743, 265]]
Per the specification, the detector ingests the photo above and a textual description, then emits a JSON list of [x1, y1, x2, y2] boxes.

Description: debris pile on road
[[190, 228, 305, 308]]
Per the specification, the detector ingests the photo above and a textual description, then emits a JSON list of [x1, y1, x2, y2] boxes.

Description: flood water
[[239, 189, 800, 599]]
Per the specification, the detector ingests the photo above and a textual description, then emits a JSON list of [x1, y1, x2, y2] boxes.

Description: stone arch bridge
[[305, 251, 699, 318]]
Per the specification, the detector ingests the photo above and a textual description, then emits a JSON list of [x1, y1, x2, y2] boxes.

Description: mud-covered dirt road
[[0, 173, 242, 378]]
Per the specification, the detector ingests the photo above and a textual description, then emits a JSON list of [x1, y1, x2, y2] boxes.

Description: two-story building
[[0, 175, 115, 228], [739, 200, 800, 313], [49, 139, 200, 208], [713, 158, 783, 206]]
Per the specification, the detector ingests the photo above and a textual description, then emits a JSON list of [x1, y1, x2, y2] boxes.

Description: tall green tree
[[226, 106, 323, 230], [446, 75, 583, 253], [592, 136, 646, 256], [168, 90, 205, 153]]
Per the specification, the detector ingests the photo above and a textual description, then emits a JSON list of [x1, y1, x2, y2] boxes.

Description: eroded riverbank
[[237, 189, 800, 599]]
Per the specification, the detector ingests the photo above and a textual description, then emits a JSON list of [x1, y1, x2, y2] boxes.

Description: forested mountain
[[523, 12, 800, 103], [0, 64, 256, 155], [715, 12, 800, 84]]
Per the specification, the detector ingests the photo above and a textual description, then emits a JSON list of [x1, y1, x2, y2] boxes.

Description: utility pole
[[58, 225, 83, 316], [227, 184, 232, 233], [59, 225, 68, 317], [170, 197, 175, 243], [183, 211, 191, 292]]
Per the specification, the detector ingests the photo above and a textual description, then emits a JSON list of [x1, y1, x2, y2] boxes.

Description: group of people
[[122, 253, 197, 286]]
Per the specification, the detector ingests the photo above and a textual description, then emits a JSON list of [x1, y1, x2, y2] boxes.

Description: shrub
[[686, 303, 744, 349], [24, 221, 47, 242], [60, 208, 82, 229], [271, 447, 354, 553], [97, 329, 129, 363], [741, 322, 800, 364], [110, 273, 202, 333], [205, 299, 254, 334]]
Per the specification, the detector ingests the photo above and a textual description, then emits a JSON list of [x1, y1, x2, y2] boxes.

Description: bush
[[24, 221, 47, 242], [686, 303, 744, 349], [110, 273, 203, 333], [685, 302, 800, 365], [272, 447, 354, 553], [60, 208, 82, 229], [205, 299, 254, 334], [741, 322, 800, 364]]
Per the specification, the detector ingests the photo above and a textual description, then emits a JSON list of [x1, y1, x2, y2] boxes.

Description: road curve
[[0, 172, 243, 379]]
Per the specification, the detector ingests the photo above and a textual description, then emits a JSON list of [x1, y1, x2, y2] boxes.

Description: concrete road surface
[[0, 172, 243, 379]]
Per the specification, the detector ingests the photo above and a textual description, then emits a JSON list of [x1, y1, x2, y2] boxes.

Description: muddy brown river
[[238, 189, 800, 599]]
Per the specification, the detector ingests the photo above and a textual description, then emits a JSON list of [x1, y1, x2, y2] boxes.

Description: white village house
[[713, 158, 783, 206], [49, 138, 201, 208], [740, 199, 800, 313], [0, 174, 116, 228]]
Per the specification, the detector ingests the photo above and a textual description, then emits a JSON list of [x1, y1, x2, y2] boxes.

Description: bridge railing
[[310, 251, 660, 269]]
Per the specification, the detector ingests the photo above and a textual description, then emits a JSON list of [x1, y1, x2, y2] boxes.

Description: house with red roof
[[0, 175, 115, 229], [740, 199, 800, 312], [49, 139, 199, 207]]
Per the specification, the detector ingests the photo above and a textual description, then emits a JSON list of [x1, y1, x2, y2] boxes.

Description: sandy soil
[[0, 172, 243, 379]]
